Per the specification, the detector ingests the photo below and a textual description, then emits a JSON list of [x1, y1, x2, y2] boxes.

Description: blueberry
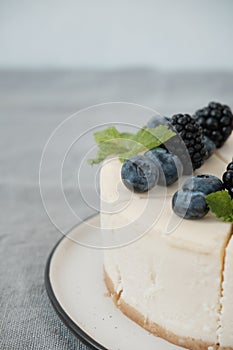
[[182, 175, 223, 195], [121, 155, 159, 192], [147, 116, 170, 128], [203, 136, 216, 160], [172, 190, 209, 219], [145, 147, 183, 186], [147, 147, 167, 155]]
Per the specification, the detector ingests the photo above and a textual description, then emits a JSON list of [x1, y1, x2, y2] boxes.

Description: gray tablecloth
[[1, 69, 233, 350]]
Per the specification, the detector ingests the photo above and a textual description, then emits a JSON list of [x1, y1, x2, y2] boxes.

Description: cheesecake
[[101, 135, 233, 349]]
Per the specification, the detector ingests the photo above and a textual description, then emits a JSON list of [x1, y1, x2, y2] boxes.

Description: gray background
[[1, 0, 233, 70], [1, 69, 233, 349]]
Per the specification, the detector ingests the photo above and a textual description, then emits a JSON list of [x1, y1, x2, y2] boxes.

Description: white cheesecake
[[101, 136, 233, 349], [218, 234, 233, 348]]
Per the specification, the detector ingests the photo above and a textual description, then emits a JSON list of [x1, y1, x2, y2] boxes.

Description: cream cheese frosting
[[101, 135, 233, 348]]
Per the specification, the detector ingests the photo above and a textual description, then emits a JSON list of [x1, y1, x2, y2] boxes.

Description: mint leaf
[[88, 125, 175, 165], [205, 190, 233, 222], [135, 126, 175, 150], [94, 126, 121, 144]]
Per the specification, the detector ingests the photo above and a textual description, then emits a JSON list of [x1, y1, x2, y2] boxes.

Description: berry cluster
[[222, 161, 233, 198], [121, 101, 233, 194], [194, 102, 233, 148]]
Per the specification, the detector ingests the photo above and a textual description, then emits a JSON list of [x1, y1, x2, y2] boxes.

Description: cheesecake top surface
[[100, 135, 233, 253]]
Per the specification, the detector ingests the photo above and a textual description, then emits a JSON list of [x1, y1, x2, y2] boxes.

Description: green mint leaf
[[88, 125, 175, 165], [205, 190, 233, 222], [94, 126, 121, 144], [88, 138, 132, 165], [135, 125, 175, 150]]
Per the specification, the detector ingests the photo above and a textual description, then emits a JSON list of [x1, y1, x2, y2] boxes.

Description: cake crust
[[104, 269, 231, 350]]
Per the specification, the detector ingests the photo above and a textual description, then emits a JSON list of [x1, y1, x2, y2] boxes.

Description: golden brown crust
[[104, 269, 220, 350]]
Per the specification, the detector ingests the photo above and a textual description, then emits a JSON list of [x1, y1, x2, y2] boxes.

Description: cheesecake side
[[218, 232, 233, 348], [104, 269, 218, 350], [101, 154, 232, 348]]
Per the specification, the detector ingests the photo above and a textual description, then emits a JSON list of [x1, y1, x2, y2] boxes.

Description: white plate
[[45, 215, 183, 350]]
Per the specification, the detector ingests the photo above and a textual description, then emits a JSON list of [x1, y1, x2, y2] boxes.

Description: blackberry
[[227, 161, 233, 171], [223, 170, 233, 189], [167, 114, 207, 172], [194, 102, 233, 148], [222, 161, 233, 198], [229, 187, 233, 198]]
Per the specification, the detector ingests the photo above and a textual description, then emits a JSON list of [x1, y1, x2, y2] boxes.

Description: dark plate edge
[[44, 225, 108, 350]]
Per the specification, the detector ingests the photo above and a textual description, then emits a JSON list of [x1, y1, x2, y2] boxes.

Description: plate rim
[[44, 218, 108, 350]]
